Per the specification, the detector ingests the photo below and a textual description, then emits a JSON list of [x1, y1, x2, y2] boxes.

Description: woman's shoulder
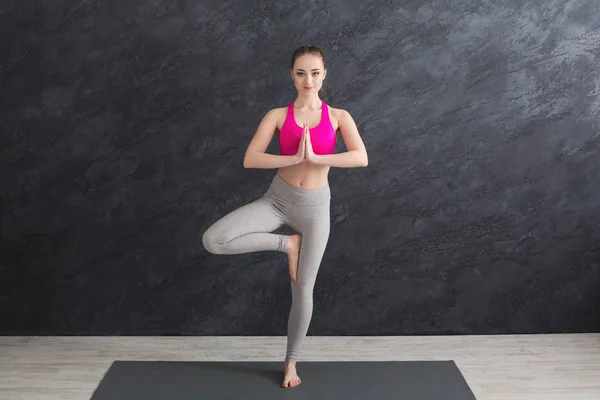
[[269, 105, 290, 122], [326, 104, 345, 117], [265, 105, 290, 131]]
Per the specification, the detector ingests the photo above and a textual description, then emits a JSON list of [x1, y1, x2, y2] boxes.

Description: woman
[[202, 45, 368, 388]]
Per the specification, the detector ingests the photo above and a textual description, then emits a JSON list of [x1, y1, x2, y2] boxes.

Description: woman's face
[[291, 54, 326, 95]]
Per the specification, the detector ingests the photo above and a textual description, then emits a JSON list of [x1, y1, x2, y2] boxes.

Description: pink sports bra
[[279, 101, 336, 156]]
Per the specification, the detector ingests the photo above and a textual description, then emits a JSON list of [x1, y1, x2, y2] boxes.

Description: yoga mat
[[90, 360, 477, 399]]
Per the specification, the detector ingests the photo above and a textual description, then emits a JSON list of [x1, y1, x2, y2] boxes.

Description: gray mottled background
[[1, 0, 599, 335]]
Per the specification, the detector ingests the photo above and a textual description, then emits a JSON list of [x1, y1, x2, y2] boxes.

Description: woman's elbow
[[361, 152, 368, 167], [243, 153, 254, 168]]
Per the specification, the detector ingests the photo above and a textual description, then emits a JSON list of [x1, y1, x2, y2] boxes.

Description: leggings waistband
[[265, 173, 331, 205]]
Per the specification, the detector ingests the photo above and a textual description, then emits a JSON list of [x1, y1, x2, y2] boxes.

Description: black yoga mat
[[90, 360, 477, 399]]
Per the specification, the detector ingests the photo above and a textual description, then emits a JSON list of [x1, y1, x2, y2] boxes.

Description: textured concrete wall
[[1, 0, 599, 335]]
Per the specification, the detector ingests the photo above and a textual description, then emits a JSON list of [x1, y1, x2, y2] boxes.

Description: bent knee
[[202, 229, 224, 254]]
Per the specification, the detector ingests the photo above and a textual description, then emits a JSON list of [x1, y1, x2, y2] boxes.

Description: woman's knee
[[202, 226, 223, 254], [292, 279, 316, 298]]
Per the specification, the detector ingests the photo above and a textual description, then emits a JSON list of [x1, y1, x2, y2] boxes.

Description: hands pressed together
[[295, 122, 317, 164]]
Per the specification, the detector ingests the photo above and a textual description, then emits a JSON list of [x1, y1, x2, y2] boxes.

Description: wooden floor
[[1, 333, 599, 399]]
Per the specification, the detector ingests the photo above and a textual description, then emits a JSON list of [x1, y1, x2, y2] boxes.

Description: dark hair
[[290, 45, 329, 102]]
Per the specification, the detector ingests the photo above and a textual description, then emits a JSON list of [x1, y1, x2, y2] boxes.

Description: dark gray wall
[[1, 0, 599, 335]]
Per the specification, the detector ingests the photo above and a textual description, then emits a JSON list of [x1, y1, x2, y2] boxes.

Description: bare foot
[[285, 233, 302, 283], [282, 361, 301, 388]]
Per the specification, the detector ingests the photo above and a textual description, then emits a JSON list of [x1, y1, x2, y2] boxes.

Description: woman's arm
[[310, 109, 368, 168], [243, 109, 303, 169]]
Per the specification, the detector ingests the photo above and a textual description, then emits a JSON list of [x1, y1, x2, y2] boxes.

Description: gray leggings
[[202, 173, 331, 363]]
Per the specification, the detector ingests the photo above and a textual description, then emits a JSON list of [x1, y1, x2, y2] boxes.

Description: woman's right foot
[[282, 361, 301, 388], [285, 233, 302, 283]]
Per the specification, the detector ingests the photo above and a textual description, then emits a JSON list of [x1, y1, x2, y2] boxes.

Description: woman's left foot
[[282, 361, 301, 388]]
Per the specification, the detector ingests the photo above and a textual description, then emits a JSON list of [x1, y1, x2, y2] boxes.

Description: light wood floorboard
[[1, 333, 599, 399]]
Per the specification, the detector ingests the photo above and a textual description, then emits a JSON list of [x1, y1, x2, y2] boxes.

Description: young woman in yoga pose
[[202, 44, 368, 388]]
